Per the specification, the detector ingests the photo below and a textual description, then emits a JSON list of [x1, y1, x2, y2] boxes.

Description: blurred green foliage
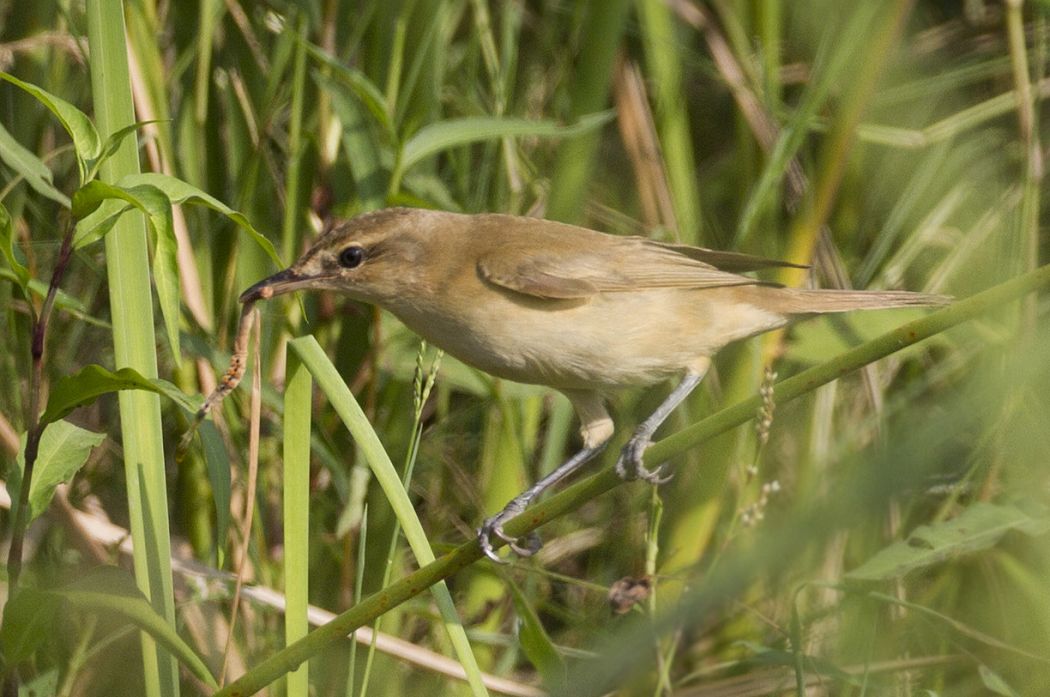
[[0, 0, 1048, 695]]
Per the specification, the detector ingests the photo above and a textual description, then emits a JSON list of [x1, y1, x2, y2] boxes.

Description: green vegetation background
[[0, 1, 1048, 695]]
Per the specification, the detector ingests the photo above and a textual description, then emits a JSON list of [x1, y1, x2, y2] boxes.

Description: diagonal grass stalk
[[216, 259, 1050, 697], [285, 336, 489, 697]]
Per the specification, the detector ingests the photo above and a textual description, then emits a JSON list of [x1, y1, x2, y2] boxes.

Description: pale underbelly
[[393, 287, 787, 391]]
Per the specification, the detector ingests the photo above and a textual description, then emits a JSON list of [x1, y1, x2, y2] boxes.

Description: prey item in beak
[[240, 268, 314, 303]]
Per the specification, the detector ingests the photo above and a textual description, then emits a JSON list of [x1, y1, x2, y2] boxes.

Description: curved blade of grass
[[0, 268, 110, 327], [305, 43, 394, 140], [401, 112, 613, 171], [316, 70, 388, 209], [287, 336, 490, 697], [58, 567, 216, 687], [84, 119, 166, 182], [199, 420, 231, 567], [507, 578, 566, 691]]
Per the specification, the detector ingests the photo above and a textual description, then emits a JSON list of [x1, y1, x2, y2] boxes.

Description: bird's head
[[240, 207, 445, 305]]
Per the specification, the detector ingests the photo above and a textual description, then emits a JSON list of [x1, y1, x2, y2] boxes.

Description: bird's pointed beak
[[240, 268, 314, 303]]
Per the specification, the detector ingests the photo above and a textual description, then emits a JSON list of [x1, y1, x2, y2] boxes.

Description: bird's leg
[[616, 363, 709, 483], [478, 442, 608, 562]]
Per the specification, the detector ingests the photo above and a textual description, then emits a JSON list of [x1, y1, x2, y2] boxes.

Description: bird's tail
[[767, 288, 951, 315]]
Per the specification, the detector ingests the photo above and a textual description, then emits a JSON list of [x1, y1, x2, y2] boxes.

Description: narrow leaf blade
[[401, 112, 614, 170]]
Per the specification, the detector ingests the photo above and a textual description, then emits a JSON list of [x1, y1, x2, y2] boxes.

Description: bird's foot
[[477, 504, 543, 563], [614, 433, 673, 484]]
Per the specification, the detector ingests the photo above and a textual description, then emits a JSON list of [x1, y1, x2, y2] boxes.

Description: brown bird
[[241, 207, 948, 560]]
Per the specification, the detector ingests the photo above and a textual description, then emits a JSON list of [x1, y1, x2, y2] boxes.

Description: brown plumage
[[242, 207, 949, 559]]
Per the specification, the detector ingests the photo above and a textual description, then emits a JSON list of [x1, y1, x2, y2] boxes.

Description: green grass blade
[[283, 351, 312, 696], [545, 0, 632, 223], [287, 335, 490, 697], [85, 2, 179, 694], [399, 112, 613, 175]]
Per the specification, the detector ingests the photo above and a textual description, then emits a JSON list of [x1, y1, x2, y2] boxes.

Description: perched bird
[[241, 207, 948, 560]]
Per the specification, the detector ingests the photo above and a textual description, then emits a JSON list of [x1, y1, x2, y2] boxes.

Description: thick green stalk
[[637, 0, 702, 243], [546, 0, 632, 223], [283, 353, 312, 696], [85, 2, 178, 696], [216, 263, 1050, 697], [280, 17, 308, 264]]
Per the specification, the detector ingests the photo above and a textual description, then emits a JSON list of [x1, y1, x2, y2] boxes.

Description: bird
[[240, 207, 949, 561]]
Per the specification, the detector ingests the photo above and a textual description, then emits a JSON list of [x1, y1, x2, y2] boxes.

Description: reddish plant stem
[[7, 221, 76, 589]]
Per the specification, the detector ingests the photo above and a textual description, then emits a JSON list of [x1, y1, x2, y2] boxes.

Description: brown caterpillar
[[176, 299, 262, 460]]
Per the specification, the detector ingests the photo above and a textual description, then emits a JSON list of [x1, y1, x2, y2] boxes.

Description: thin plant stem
[[6, 220, 75, 590]]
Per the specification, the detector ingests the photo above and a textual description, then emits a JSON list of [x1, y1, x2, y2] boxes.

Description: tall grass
[[1, 1, 1048, 696], [85, 2, 178, 696]]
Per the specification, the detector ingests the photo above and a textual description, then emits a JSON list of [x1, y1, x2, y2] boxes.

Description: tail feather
[[770, 288, 952, 315]]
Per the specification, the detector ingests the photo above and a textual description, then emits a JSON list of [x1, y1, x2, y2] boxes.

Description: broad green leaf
[[507, 579, 565, 689], [125, 173, 281, 265], [41, 364, 198, 426], [6, 567, 216, 688], [846, 502, 1050, 582], [0, 586, 58, 665], [12, 421, 105, 522], [73, 173, 281, 268], [0, 201, 30, 297], [0, 72, 102, 182], [200, 420, 231, 567], [400, 111, 614, 170], [0, 120, 70, 207], [72, 198, 126, 247], [72, 180, 182, 361]]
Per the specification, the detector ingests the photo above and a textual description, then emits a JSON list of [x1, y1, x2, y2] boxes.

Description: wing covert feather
[[476, 233, 769, 300]]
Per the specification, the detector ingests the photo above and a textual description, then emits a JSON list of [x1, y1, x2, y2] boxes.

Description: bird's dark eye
[[338, 246, 365, 269]]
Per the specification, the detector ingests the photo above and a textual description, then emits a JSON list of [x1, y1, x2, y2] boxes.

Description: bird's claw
[[478, 513, 543, 563], [615, 435, 673, 484]]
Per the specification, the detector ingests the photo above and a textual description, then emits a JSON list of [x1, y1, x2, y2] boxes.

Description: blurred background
[[1, 1, 1048, 695]]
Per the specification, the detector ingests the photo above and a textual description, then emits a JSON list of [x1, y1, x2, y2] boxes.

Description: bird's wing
[[477, 235, 772, 300], [653, 240, 807, 273]]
